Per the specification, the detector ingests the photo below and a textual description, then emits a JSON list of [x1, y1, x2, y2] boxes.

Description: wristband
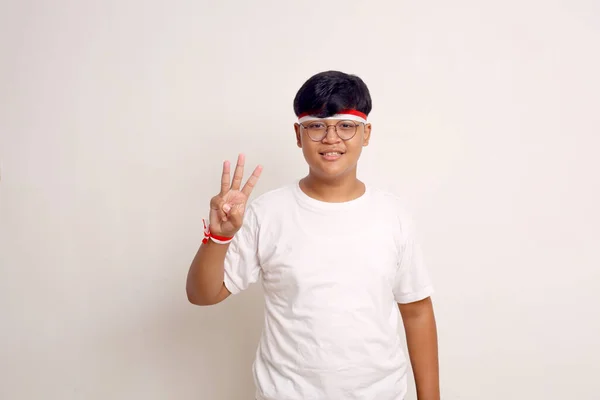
[[202, 218, 234, 244]]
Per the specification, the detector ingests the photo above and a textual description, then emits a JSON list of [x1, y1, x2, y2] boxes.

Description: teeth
[[324, 152, 340, 156]]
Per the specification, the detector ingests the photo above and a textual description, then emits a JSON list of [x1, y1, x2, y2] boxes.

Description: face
[[294, 119, 372, 181]]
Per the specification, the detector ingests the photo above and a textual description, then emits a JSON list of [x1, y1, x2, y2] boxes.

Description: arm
[[186, 154, 262, 306], [186, 240, 231, 306], [399, 297, 440, 400]]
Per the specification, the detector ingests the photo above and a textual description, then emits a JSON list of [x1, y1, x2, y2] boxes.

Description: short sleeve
[[392, 209, 434, 304], [223, 205, 261, 295]]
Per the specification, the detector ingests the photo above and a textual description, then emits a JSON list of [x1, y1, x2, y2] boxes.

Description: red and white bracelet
[[202, 218, 234, 244]]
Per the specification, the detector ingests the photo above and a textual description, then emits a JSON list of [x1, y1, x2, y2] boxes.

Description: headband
[[298, 109, 368, 124]]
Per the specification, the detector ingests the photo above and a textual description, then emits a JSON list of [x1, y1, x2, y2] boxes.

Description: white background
[[1, 0, 599, 399]]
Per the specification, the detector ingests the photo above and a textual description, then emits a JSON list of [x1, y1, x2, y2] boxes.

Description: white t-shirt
[[223, 181, 434, 400]]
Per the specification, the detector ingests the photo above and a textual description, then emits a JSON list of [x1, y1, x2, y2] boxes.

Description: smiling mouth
[[319, 151, 344, 161]]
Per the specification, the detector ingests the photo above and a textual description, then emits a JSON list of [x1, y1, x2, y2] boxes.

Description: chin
[[310, 163, 355, 180]]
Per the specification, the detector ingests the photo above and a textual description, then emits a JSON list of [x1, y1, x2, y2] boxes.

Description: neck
[[300, 170, 365, 203]]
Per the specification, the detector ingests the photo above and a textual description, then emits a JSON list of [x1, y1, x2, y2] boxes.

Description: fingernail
[[223, 204, 231, 213]]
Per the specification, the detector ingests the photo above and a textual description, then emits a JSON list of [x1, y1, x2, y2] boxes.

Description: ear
[[294, 123, 302, 148], [362, 123, 372, 146]]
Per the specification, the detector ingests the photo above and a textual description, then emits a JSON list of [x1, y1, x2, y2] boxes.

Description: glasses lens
[[305, 122, 327, 140], [336, 120, 358, 139], [302, 120, 360, 141]]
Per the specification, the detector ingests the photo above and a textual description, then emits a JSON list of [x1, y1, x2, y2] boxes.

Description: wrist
[[202, 218, 234, 245]]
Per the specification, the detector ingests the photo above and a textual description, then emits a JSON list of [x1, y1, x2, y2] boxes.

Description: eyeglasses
[[299, 120, 363, 142]]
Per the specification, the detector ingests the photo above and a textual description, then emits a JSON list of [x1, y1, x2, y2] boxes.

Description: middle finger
[[230, 153, 245, 190]]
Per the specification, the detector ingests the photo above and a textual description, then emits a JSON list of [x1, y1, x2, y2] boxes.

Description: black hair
[[293, 70, 372, 118]]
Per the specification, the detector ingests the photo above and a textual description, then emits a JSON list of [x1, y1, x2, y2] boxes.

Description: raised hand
[[208, 153, 262, 238]]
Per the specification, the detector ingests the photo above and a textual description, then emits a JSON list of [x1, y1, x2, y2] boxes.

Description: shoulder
[[247, 182, 297, 215], [366, 186, 419, 241], [367, 186, 413, 219]]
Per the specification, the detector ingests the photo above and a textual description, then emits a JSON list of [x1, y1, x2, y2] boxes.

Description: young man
[[186, 71, 440, 400]]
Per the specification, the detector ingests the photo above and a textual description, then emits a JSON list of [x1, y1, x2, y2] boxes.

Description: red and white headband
[[298, 109, 368, 124]]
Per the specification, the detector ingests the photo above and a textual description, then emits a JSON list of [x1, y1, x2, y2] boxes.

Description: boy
[[186, 71, 440, 400]]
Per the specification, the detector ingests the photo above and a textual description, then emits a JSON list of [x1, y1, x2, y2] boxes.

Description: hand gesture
[[209, 154, 262, 238]]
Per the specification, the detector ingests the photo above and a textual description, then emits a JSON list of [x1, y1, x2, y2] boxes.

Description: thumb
[[211, 195, 225, 210], [220, 202, 233, 222], [211, 197, 228, 223]]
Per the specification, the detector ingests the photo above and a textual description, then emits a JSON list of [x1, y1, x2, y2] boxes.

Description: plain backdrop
[[1, 0, 599, 399]]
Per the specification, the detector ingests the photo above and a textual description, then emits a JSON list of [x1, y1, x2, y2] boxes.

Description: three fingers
[[219, 153, 262, 221], [221, 153, 262, 196]]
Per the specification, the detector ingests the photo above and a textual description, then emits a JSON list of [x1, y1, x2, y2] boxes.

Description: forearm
[[400, 299, 440, 400], [186, 240, 230, 305]]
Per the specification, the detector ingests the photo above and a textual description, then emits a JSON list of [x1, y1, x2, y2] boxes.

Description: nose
[[322, 125, 341, 143]]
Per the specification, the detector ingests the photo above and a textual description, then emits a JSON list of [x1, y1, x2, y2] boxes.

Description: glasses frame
[[299, 120, 365, 142]]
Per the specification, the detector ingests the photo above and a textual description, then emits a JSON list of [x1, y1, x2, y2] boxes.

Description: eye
[[338, 122, 356, 129], [307, 122, 326, 129]]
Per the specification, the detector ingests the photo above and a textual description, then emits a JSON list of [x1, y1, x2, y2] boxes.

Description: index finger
[[241, 165, 263, 197], [220, 160, 231, 195]]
